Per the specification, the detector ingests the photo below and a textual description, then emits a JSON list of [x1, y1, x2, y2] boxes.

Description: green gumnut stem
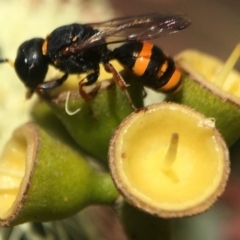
[[46, 79, 143, 164], [116, 200, 171, 240]]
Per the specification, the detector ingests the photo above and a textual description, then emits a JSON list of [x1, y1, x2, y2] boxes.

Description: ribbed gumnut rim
[[109, 102, 230, 218]]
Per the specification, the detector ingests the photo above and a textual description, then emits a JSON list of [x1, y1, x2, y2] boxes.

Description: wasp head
[[14, 38, 49, 95]]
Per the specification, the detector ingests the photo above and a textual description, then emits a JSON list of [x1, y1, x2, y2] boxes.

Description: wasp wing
[[69, 13, 190, 52]]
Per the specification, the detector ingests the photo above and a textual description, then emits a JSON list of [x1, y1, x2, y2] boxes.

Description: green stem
[[116, 200, 171, 240], [89, 171, 119, 205]]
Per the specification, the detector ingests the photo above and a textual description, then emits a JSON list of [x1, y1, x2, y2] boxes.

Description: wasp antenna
[[0, 58, 8, 63], [65, 91, 81, 116], [0, 58, 14, 67], [8, 59, 14, 67]]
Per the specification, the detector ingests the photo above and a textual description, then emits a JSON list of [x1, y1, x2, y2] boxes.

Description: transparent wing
[[69, 13, 191, 52]]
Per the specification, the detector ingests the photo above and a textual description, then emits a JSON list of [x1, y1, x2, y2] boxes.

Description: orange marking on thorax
[[42, 40, 48, 55], [72, 36, 78, 42], [132, 42, 153, 76]]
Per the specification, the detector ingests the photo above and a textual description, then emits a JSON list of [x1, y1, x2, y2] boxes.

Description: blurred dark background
[[109, 0, 240, 69]]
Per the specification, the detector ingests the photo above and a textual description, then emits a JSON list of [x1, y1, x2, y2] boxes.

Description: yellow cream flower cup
[[170, 45, 240, 146], [109, 102, 230, 218]]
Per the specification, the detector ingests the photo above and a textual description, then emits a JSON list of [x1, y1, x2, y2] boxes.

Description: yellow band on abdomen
[[132, 42, 153, 76], [159, 68, 181, 92]]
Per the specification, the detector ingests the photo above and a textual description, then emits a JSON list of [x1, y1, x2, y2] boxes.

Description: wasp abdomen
[[113, 42, 182, 93]]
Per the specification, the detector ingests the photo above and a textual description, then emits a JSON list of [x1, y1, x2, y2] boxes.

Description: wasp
[[0, 13, 190, 109]]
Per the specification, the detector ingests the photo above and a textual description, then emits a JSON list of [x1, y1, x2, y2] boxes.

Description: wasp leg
[[79, 70, 99, 101], [36, 73, 69, 91], [35, 73, 69, 98], [104, 62, 137, 111], [142, 87, 147, 98]]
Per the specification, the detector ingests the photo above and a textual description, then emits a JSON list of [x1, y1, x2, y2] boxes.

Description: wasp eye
[[14, 38, 49, 89]]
